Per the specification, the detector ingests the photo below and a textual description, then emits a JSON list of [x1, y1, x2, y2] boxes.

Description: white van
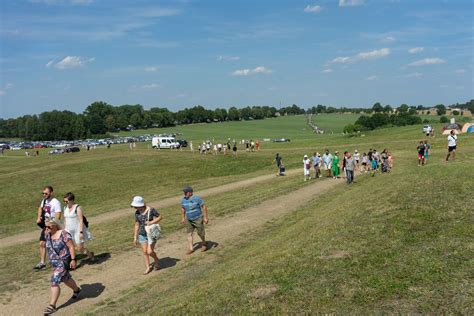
[[152, 136, 180, 149]]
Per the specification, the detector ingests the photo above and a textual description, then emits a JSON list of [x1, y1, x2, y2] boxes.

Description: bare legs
[[140, 242, 159, 274], [49, 279, 79, 307]]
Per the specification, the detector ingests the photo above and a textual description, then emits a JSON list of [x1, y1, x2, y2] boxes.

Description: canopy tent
[[441, 123, 462, 135], [461, 123, 474, 133]]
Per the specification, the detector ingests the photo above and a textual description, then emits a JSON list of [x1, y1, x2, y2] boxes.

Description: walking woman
[[131, 196, 162, 274], [43, 219, 81, 315], [63, 192, 94, 261], [332, 151, 340, 179]]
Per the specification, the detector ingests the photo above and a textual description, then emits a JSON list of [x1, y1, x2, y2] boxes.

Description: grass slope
[[91, 134, 473, 314]]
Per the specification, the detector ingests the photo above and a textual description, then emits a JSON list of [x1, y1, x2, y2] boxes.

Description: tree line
[[1, 100, 472, 141]]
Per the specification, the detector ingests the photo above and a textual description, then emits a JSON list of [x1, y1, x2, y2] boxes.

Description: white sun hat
[[131, 196, 145, 207]]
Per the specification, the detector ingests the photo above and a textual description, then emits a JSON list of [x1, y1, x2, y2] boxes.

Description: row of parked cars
[[0, 134, 188, 152]]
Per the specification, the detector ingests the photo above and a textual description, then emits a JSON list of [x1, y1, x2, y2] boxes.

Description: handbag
[[144, 207, 161, 242]]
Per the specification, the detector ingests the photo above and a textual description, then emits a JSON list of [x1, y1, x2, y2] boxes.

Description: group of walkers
[[416, 140, 431, 166], [36, 185, 209, 315], [35, 186, 94, 315], [198, 139, 238, 156]]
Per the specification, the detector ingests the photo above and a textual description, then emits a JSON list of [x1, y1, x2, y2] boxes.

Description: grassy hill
[[0, 114, 472, 313]]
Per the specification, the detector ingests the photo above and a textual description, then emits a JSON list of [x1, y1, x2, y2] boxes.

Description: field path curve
[[0, 169, 300, 249], [3, 176, 343, 315]]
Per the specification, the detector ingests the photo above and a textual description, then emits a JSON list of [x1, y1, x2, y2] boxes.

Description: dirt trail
[[0, 169, 300, 249], [3, 177, 343, 315]]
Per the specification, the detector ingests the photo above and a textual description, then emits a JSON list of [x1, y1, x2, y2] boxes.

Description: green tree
[[435, 104, 446, 116], [372, 102, 383, 113]]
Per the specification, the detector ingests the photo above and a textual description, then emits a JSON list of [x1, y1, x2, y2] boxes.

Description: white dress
[[64, 204, 92, 245]]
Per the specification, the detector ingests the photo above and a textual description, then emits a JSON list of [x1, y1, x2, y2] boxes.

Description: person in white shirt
[[34, 186, 62, 270], [303, 155, 311, 181], [446, 130, 458, 161]]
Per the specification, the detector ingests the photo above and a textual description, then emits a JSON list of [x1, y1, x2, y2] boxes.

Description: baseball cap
[[183, 186, 193, 193]]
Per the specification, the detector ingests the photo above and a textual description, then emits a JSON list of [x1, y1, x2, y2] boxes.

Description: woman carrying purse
[[131, 196, 162, 275]]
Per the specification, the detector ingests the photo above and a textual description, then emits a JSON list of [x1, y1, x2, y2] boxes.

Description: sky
[[0, 0, 473, 118]]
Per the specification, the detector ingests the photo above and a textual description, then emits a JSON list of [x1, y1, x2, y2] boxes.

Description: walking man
[[34, 186, 62, 270], [322, 149, 333, 177], [181, 186, 209, 254], [446, 130, 457, 161], [311, 152, 321, 179]]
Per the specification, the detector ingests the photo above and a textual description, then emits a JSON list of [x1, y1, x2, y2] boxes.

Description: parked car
[[422, 124, 433, 134], [49, 149, 64, 155], [177, 139, 188, 147], [273, 138, 291, 142]]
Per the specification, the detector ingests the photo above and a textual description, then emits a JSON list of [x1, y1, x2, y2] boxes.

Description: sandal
[[71, 287, 82, 299], [143, 268, 152, 275], [43, 304, 56, 315], [153, 264, 160, 271], [186, 249, 194, 255]]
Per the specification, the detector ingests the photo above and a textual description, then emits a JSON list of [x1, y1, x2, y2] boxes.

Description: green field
[[0, 114, 472, 313]]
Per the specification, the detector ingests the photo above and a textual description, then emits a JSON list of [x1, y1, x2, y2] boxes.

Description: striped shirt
[[181, 195, 205, 220]]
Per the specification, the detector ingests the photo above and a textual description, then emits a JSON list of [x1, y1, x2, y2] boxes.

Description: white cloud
[[141, 83, 160, 89], [381, 36, 395, 43], [339, 0, 365, 7], [366, 75, 378, 81], [455, 69, 465, 74], [405, 72, 423, 78], [144, 67, 159, 72], [358, 48, 390, 59], [321, 68, 333, 73], [329, 48, 390, 64], [48, 56, 94, 69], [217, 55, 240, 62], [304, 5, 322, 13], [408, 47, 424, 54], [330, 56, 351, 64], [407, 58, 445, 66], [231, 66, 272, 76]]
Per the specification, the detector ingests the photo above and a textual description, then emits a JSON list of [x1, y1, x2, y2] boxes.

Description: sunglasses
[[64, 200, 69, 203], [42, 192, 49, 195], [45, 226, 52, 229]]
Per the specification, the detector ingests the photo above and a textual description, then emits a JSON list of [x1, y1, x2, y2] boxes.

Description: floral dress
[[46, 230, 72, 286]]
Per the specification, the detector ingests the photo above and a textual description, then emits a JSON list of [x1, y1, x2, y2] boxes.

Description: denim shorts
[[138, 234, 148, 244]]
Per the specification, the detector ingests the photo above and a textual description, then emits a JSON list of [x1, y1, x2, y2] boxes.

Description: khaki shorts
[[186, 217, 205, 238]]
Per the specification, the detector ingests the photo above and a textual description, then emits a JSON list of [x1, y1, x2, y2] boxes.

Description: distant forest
[[1, 100, 473, 141]]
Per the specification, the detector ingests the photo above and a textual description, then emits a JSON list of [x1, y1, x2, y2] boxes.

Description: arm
[[202, 204, 209, 224], [65, 235, 77, 269], [181, 207, 186, 224], [77, 206, 85, 239], [146, 212, 162, 225], [36, 206, 43, 223], [133, 222, 139, 245]]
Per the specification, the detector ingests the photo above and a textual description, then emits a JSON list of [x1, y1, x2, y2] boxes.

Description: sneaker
[[34, 262, 46, 270]]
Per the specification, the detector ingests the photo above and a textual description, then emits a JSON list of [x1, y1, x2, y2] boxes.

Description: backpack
[[73, 205, 89, 228]]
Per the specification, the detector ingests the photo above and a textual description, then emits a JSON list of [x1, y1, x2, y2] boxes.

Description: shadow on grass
[[193, 240, 219, 252], [158, 257, 181, 270], [57, 282, 105, 310], [75, 252, 111, 269]]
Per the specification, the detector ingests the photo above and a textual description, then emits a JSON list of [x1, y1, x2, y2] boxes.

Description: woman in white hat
[[131, 196, 162, 274], [303, 154, 311, 181]]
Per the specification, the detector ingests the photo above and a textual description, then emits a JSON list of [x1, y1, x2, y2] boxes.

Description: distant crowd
[[276, 148, 393, 184]]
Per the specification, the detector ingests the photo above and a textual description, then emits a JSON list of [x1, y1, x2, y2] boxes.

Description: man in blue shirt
[[181, 186, 209, 254]]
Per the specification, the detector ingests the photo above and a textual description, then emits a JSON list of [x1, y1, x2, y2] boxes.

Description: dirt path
[[0, 169, 300, 249], [3, 177, 343, 315]]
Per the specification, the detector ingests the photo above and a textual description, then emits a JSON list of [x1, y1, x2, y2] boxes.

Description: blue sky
[[0, 0, 473, 118]]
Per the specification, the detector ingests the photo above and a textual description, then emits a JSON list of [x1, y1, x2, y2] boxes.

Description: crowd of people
[[35, 184, 209, 315], [197, 139, 260, 156], [276, 148, 394, 184]]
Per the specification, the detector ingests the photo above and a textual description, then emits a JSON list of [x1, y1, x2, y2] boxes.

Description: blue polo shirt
[[181, 195, 204, 220]]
